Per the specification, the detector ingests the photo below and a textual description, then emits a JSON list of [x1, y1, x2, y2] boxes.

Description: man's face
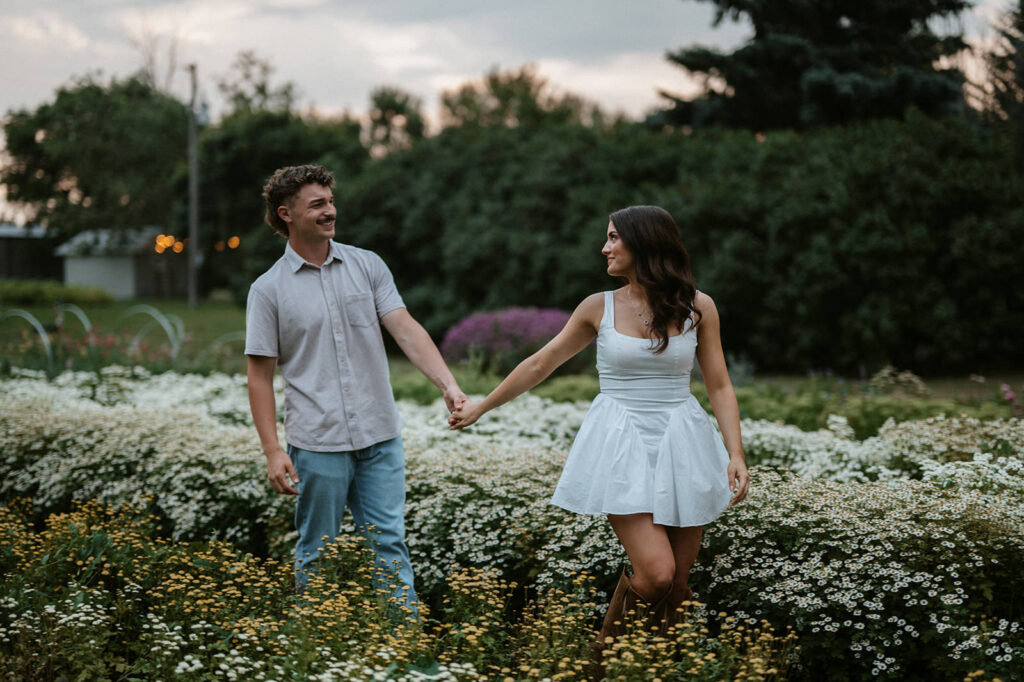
[[281, 183, 336, 242]]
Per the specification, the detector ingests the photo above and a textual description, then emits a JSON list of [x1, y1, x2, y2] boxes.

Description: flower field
[[1, 367, 1022, 680]]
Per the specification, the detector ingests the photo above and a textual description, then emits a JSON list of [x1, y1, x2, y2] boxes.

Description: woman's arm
[[694, 292, 750, 505], [449, 294, 603, 429]]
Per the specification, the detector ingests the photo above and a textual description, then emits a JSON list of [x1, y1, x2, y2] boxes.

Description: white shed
[[55, 228, 188, 299]]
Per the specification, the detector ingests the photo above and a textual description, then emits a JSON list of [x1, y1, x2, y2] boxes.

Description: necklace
[[626, 287, 651, 326]]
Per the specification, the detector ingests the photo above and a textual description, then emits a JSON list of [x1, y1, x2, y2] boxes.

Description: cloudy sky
[[0, 0, 1011, 126]]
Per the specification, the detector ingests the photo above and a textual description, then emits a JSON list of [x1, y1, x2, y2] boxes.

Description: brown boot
[[633, 581, 675, 637], [592, 568, 631, 659], [590, 576, 676, 679]]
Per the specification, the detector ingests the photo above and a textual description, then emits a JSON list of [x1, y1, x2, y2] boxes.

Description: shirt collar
[[283, 240, 345, 273]]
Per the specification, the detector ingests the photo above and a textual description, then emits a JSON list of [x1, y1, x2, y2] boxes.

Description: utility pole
[[187, 63, 199, 308]]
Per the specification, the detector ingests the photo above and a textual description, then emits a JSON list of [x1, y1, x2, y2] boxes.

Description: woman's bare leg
[[666, 525, 703, 604], [607, 513, 675, 602]]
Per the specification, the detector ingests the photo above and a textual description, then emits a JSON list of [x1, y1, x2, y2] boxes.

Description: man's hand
[[443, 383, 467, 414], [266, 447, 300, 495]]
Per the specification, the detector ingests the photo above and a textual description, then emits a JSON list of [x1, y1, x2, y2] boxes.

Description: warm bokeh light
[[172, 241, 184, 253], [227, 236, 240, 249], [155, 244, 166, 254], [214, 241, 225, 252]]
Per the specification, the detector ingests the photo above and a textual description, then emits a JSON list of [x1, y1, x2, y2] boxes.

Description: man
[[245, 164, 465, 612]]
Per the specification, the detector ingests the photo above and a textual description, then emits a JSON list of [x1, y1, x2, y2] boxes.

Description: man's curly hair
[[262, 165, 335, 237]]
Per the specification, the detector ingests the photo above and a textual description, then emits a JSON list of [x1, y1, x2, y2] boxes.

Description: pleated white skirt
[[550, 392, 732, 527]]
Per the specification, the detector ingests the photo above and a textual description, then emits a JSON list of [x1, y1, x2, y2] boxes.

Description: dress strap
[[601, 291, 614, 329]]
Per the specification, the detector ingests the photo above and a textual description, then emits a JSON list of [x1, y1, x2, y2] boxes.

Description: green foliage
[[3, 370, 1022, 678], [691, 376, 1012, 439], [327, 113, 1024, 374], [197, 107, 366, 295], [531, 374, 601, 403], [197, 53, 367, 294], [696, 469, 1024, 681], [6, 61, 1023, 375], [0, 300, 248, 376], [368, 86, 426, 157], [986, 1, 1024, 122], [390, 361, 502, 405], [435, 568, 516, 672], [215, 50, 297, 115], [656, 0, 969, 130], [0, 279, 114, 305], [1, 74, 187, 240], [668, 114, 1024, 373], [0, 498, 796, 681], [985, 0, 1024, 168], [440, 65, 604, 129], [335, 121, 682, 337]]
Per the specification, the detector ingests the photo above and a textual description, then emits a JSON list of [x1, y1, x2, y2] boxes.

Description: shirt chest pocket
[[344, 292, 377, 327]]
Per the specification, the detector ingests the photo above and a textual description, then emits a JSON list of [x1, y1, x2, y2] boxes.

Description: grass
[[0, 298, 248, 374], [0, 298, 246, 349], [2, 298, 1019, 407]]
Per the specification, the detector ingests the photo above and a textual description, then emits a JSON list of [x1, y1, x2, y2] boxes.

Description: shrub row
[[392, 368, 1012, 439], [1, 370, 1022, 679], [0, 278, 114, 306], [0, 499, 796, 681]]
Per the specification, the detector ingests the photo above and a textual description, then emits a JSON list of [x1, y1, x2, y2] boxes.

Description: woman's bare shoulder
[[572, 291, 608, 329], [694, 290, 718, 315]]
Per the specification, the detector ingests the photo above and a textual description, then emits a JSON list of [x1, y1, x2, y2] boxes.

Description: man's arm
[[247, 354, 299, 495], [380, 308, 466, 411]]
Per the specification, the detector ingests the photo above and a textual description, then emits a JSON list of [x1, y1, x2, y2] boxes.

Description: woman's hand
[[449, 400, 484, 430], [728, 456, 750, 505]]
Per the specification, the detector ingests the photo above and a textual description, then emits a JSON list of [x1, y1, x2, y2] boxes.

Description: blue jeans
[[288, 437, 417, 611]]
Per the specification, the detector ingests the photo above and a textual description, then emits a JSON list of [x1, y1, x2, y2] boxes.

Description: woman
[[449, 205, 750, 645]]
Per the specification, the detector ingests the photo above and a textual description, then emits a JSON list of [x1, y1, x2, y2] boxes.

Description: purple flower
[[441, 307, 571, 363]]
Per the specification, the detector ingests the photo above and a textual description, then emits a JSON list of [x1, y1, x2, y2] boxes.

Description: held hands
[[448, 400, 483, 430], [442, 383, 468, 414], [727, 455, 750, 505]]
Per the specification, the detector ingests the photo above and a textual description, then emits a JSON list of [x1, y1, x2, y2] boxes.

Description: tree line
[[2, 0, 1023, 374]]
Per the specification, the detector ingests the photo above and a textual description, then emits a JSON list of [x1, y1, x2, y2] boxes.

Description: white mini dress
[[550, 291, 732, 527]]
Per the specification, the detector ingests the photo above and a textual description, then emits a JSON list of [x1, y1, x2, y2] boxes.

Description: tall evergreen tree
[[986, 1, 1024, 166], [655, 0, 970, 130]]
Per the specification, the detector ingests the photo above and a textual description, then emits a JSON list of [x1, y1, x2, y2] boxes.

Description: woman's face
[[602, 220, 634, 278]]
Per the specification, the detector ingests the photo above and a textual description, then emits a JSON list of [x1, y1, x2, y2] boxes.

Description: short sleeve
[[244, 286, 279, 357], [368, 252, 405, 318]]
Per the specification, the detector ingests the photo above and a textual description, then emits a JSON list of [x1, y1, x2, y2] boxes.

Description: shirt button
[[344, 387, 350, 392], [348, 413, 355, 419], [339, 357, 345, 363]]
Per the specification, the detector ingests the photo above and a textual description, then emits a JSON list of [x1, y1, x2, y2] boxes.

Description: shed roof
[[55, 228, 161, 257], [0, 223, 47, 239]]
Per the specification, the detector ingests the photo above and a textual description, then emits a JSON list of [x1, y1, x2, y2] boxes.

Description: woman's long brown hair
[[608, 205, 701, 354]]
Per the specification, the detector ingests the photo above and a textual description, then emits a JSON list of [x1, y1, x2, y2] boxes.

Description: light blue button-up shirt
[[245, 241, 405, 451]]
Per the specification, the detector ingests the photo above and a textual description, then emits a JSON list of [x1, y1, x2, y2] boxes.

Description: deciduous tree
[[1, 74, 187, 240]]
